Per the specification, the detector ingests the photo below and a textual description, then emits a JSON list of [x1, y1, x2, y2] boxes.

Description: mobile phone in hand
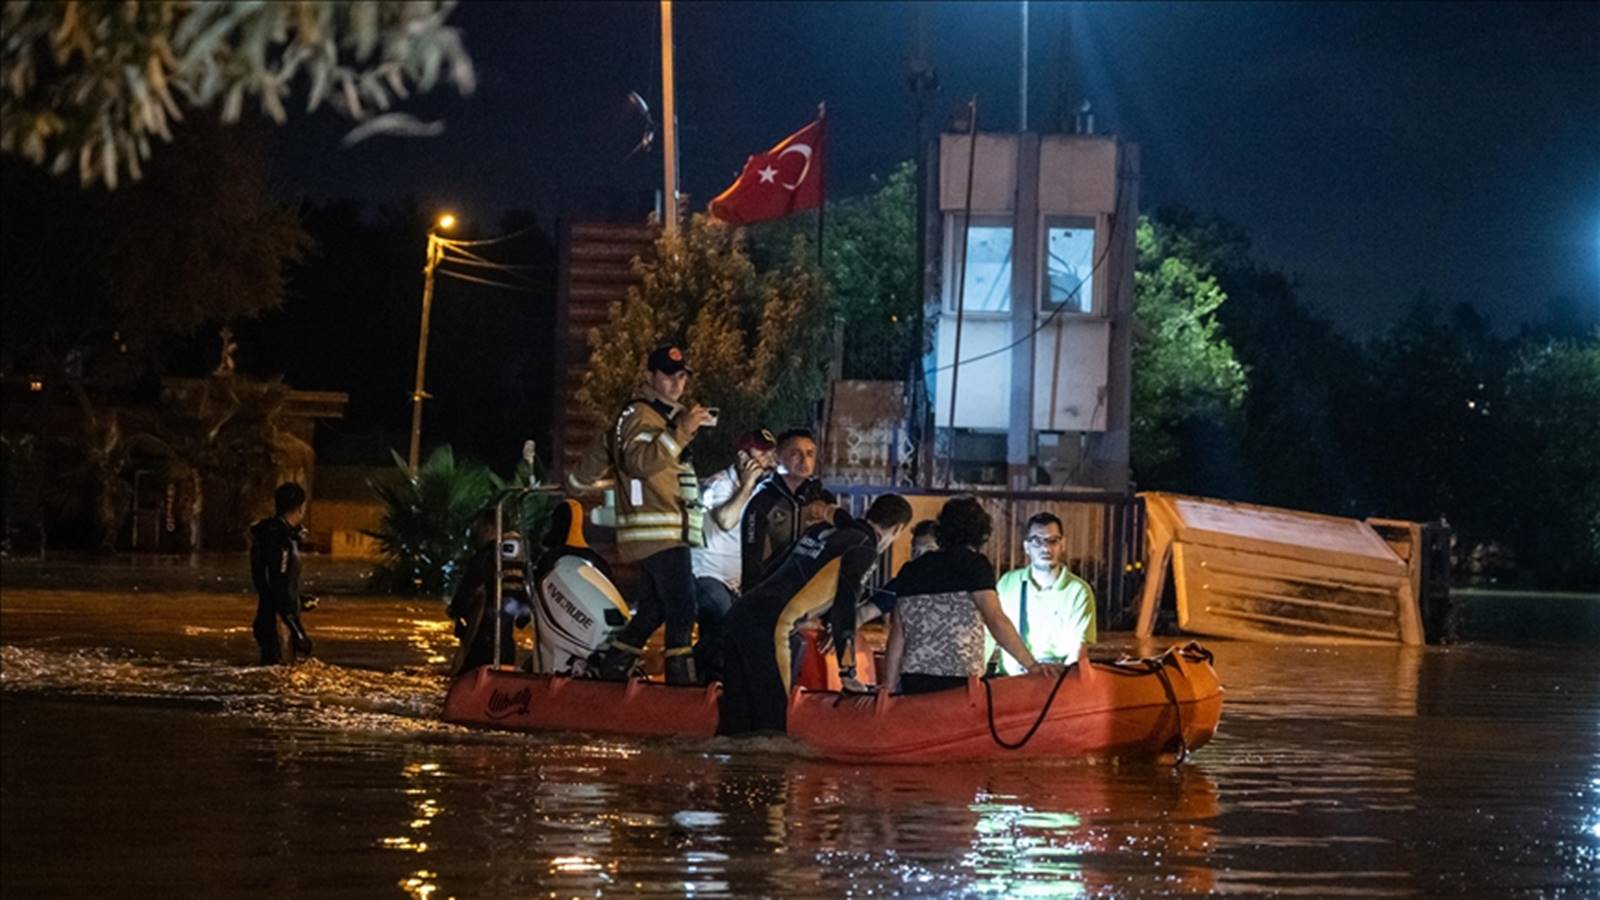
[[704, 407, 720, 427]]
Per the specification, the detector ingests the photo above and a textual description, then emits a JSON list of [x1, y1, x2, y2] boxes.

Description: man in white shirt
[[691, 429, 777, 680], [988, 511, 1097, 674]]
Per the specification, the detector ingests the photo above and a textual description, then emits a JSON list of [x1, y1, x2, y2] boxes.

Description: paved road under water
[[2, 575, 1597, 896]]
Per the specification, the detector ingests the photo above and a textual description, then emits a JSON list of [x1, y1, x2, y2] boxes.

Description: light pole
[[408, 212, 456, 471]]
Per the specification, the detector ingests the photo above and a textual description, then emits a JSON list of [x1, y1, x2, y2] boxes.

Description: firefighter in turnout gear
[[592, 345, 716, 685]]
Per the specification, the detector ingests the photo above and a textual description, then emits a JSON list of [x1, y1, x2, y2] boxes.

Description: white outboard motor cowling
[[534, 554, 629, 675]]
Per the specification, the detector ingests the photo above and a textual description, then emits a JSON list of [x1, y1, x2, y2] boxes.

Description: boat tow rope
[[1105, 642, 1213, 765], [1146, 658, 1190, 764], [983, 642, 1213, 761], [982, 662, 1075, 751]]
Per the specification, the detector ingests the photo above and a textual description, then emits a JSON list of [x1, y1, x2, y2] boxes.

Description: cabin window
[[946, 216, 1013, 314], [1043, 217, 1096, 315]]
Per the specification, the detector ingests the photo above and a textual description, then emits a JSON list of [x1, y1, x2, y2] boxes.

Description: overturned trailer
[[1134, 492, 1439, 646]]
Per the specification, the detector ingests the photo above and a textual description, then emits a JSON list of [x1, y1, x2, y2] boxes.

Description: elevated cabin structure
[[927, 131, 1139, 491]]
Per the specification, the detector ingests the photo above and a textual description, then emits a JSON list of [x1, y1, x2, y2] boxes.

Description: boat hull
[[442, 667, 722, 739], [787, 643, 1223, 764]]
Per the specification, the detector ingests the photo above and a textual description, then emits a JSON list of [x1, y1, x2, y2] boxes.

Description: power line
[[442, 255, 553, 272], [436, 227, 537, 248], [436, 268, 540, 292], [439, 240, 549, 286]]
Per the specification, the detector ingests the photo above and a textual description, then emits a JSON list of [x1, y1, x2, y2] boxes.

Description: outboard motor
[[532, 499, 630, 675]]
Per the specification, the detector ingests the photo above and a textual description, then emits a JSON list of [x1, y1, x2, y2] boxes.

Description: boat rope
[[982, 662, 1075, 751], [998, 640, 1209, 759], [1146, 656, 1190, 764]]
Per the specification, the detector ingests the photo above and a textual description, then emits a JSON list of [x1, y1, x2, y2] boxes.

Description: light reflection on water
[[1, 588, 1597, 896]]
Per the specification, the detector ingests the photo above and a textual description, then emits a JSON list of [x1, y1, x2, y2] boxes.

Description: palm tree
[[152, 376, 313, 552], [50, 391, 139, 551], [366, 446, 501, 595]]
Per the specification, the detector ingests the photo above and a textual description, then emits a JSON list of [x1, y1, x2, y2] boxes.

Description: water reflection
[[3, 586, 1597, 896], [778, 761, 1219, 895]]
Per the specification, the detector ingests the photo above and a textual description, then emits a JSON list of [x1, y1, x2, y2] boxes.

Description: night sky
[[267, 1, 1599, 336]]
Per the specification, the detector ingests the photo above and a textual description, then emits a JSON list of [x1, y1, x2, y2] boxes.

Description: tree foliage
[[46, 390, 145, 551], [578, 214, 830, 473], [1489, 337, 1600, 586], [1358, 300, 1506, 527], [149, 376, 314, 551], [1132, 205, 1600, 588], [749, 161, 920, 380], [1150, 206, 1368, 509], [1130, 214, 1249, 474], [0, 114, 307, 382], [1, 0, 475, 189], [35, 376, 311, 552], [367, 445, 498, 595], [364, 445, 554, 596]]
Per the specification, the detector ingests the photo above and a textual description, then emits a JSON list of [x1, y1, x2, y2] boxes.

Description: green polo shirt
[[987, 565, 1097, 675]]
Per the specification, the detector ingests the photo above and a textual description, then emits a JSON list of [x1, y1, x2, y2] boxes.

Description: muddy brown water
[[2, 569, 1597, 897]]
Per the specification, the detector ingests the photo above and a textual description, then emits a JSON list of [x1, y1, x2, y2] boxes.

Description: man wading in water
[[249, 482, 315, 665]]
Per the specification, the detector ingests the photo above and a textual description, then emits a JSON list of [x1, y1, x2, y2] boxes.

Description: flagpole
[[816, 102, 840, 470], [815, 102, 826, 269], [660, 0, 679, 235]]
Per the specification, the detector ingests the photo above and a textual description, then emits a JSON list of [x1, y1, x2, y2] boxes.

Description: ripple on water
[[1, 644, 451, 731]]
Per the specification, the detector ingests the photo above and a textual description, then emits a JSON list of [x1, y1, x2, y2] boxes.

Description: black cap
[[646, 344, 692, 375]]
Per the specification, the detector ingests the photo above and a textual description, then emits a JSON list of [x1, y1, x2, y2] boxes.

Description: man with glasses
[[988, 512, 1097, 675]]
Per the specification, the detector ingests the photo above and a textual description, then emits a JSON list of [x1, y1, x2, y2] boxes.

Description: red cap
[[737, 428, 776, 453]]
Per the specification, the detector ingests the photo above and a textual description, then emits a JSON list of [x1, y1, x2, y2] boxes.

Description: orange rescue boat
[[442, 666, 722, 739], [787, 642, 1223, 764]]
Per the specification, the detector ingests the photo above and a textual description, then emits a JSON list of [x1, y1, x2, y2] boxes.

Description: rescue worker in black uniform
[[719, 493, 912, 735], [739, 428, 821, 591], [249, 482, 314, 665]]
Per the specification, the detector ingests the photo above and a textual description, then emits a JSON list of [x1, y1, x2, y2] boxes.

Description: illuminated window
[[1043, 217, 1096, 314], [947, 216, 1012, 313]]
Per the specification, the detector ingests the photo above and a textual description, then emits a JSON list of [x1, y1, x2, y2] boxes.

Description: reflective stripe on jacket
[[611, 385, 703, 562]]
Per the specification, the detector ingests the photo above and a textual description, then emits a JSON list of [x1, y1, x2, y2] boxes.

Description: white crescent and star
[[776, 144, 813, 189]]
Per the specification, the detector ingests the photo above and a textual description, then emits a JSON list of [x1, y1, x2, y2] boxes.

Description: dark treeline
[[1139, 207, 1599, 589], [1, 114, 561, 474], [0, 116, 561, 552]]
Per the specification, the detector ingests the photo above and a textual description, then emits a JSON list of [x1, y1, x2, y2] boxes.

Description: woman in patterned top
[[880, 496, 1056, 695]]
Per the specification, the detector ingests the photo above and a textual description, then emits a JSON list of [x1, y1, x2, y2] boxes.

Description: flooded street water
[[2, 562, 1597, 897]]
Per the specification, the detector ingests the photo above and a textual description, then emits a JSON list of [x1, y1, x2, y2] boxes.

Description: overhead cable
[[436, 226, 536, 248], [437, 268, 539, 292]]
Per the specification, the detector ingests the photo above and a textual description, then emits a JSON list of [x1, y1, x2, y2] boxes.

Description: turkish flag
[[709, 117, 825, 224]]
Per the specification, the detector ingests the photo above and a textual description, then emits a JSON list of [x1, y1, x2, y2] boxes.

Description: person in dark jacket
[[719, 493, 912, 736], [249, 483, 313, 665], [447, 509, 519, 675], [739, 428, 820, 590]]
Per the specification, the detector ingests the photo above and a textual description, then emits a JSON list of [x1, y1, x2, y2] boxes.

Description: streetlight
[[408, 212, 456, 471]]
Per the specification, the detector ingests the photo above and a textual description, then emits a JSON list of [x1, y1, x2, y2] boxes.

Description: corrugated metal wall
[[554, 222, 657, 479]]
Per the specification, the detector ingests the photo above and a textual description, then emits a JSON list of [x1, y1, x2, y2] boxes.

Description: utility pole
[[660, 0, 680, 235], [907, 6, 937, 487], [408, 214, 455, 470], [1019, 0, 1029, 131]]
